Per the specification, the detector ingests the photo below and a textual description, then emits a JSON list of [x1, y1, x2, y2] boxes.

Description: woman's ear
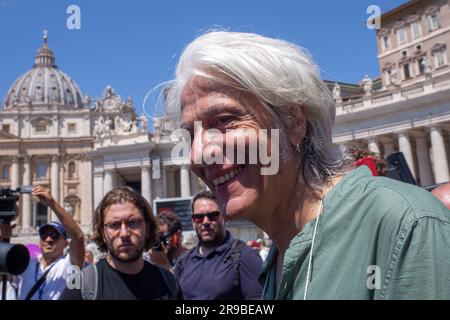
[[285, 105, 307, 148]]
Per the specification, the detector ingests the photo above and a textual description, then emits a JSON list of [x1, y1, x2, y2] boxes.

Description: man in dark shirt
[[175, 191, 262, 300], [60, 186, 178, 300]]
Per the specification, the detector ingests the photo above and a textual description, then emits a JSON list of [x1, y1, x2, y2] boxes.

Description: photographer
[[11, 186, 84, 300], [148, 211, 187, 273]]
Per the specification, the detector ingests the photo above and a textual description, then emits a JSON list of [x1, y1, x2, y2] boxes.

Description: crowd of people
[[1, 31, 449, 300]]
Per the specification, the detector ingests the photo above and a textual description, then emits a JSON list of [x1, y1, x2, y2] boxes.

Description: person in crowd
[[60, 186, 178, 300], [5, 186, 84, 300], [257, 239, 270, 262], [174, 191, 262, 300], [165, 31, 450, 299], [432, 182, 450, 210], [149, 211, 187, 272]]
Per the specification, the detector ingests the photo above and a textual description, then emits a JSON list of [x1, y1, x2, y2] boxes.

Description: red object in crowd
[[248, 240, 261, 249], [353, 157, 378, 176]]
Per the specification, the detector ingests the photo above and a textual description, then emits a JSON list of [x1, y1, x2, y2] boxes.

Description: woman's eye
[[214, 116, 234, 127]]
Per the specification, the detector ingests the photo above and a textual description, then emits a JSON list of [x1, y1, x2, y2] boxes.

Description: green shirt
[[259, 166, 450, 299]]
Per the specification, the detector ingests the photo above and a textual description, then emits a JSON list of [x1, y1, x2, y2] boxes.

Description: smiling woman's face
[[180, 76, 299, 223]]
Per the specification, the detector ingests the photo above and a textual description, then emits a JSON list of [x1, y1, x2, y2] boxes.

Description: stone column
[[104, 169, 114, 195], [50, 155, 60, 222], [22, 155, 32, 231], [141, 165, 152, 204], [368, 137, 380, 155], [11, 155, 20, 189], [162, 166, 167, 198], [430, 126, 450, 184], [414, 133, 434, 187], [397, 132, 416, 178], [93, 171, 104, 210], [81, 156, 94, 234], [180, 165, 191, 197]]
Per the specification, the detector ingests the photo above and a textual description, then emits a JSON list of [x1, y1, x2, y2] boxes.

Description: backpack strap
[[158, 267, 179, 299], [24, 263, 55, 300], [223, 239, 246, 288], [80, 263, 98, 300]]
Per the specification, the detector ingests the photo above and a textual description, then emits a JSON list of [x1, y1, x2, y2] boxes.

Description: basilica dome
[[2, 31, 83, 109]]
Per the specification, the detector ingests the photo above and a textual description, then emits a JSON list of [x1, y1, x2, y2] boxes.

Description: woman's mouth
[[211, 165, 245, 187]]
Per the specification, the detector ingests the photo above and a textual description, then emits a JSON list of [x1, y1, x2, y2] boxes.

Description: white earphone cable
[[303, 184, 326, 300]]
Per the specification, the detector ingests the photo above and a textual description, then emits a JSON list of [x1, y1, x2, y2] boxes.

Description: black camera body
[[153, 232, 170, 251], [0, 186, 34, 224], [0, 186, 33, 278], [0, 188, 20, 225]]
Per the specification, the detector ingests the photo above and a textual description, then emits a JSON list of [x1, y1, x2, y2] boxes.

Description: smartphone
[[19, 185, 35, 194]]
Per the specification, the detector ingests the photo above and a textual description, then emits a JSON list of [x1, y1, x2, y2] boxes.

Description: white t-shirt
[[16, 254, 77, 300], [259, 247, 270, 262], [0, 279, 18, 300]]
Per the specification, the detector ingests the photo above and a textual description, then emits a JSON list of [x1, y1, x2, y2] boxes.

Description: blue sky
[[0, 0, 407, 119]]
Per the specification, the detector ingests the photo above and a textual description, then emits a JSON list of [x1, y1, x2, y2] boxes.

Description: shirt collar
[[192, 230, 232, 258]]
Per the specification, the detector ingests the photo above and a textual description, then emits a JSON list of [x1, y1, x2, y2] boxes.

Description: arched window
[[1, 165, 9, 180], [68, 161, 76, 179], [37, 161, 47, 179], [35, 120, 48, 133]]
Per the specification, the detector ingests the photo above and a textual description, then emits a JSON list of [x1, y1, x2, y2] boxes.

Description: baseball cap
[[39, 221, 67, 240]]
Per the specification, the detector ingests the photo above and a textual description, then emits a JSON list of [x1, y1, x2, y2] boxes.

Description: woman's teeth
[[212, 166, 244, 186]]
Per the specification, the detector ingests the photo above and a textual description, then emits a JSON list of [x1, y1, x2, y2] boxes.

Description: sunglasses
[[191, 211, 221, 223], [40, 231, 61, 241]]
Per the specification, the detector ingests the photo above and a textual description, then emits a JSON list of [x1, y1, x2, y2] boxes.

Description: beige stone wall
[[377, 0, 450, 88]]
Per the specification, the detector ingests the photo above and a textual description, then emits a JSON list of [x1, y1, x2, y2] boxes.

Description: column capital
[[8, 155, 20, 163], [22, 154, 32, 163], [51, 154, 60, 162], [429, 124, 443, 132], [395, 131, 410, 138]]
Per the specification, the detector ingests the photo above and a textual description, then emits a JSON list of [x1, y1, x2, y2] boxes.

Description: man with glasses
[[174, 191, 262, 300], [60, 186, 178, 300], [14, 186, 85, 300]]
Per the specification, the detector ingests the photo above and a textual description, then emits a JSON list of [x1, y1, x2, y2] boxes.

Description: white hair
[[165, 31, 350, 189]]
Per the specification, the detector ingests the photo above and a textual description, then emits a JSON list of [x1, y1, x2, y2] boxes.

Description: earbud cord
[[303, 184, 326, 300]]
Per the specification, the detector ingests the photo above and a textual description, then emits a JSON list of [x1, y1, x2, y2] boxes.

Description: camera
[[0, 186, 32, 278], [0, 186, 35, 224], [153, 232, 169, 251]]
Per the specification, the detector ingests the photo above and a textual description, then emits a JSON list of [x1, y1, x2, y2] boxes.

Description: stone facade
[[0, 33, 263, 242], [332, 0, 450, 187]]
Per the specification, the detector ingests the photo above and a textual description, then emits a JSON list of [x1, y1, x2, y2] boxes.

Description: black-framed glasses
[[103, 219, 144, 234], [191, 211, 221, 223], [40, 231, 60, 241]]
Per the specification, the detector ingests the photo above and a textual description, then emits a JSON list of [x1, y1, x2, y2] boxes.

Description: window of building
[[384, 69, 391, 86], [403, 63, 411, 79], [68, 161, 76, 179], [2, 165, 9, 180], [37, 161, 47, 179], [68, 123, 76, 133], [35, 120, 48, 133], [382, 36, 390, 50], [428, 14, 440, 31], [435, 50, 446, 68], [417, 58, 425, 75], [2, 124, 10, 133], [411, 22, 421, 38], [397, 28, 407, 45], [36, 203, 48, 227]]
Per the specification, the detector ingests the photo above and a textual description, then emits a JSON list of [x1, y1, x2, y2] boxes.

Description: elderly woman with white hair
[[165, 31, 450, 299]]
